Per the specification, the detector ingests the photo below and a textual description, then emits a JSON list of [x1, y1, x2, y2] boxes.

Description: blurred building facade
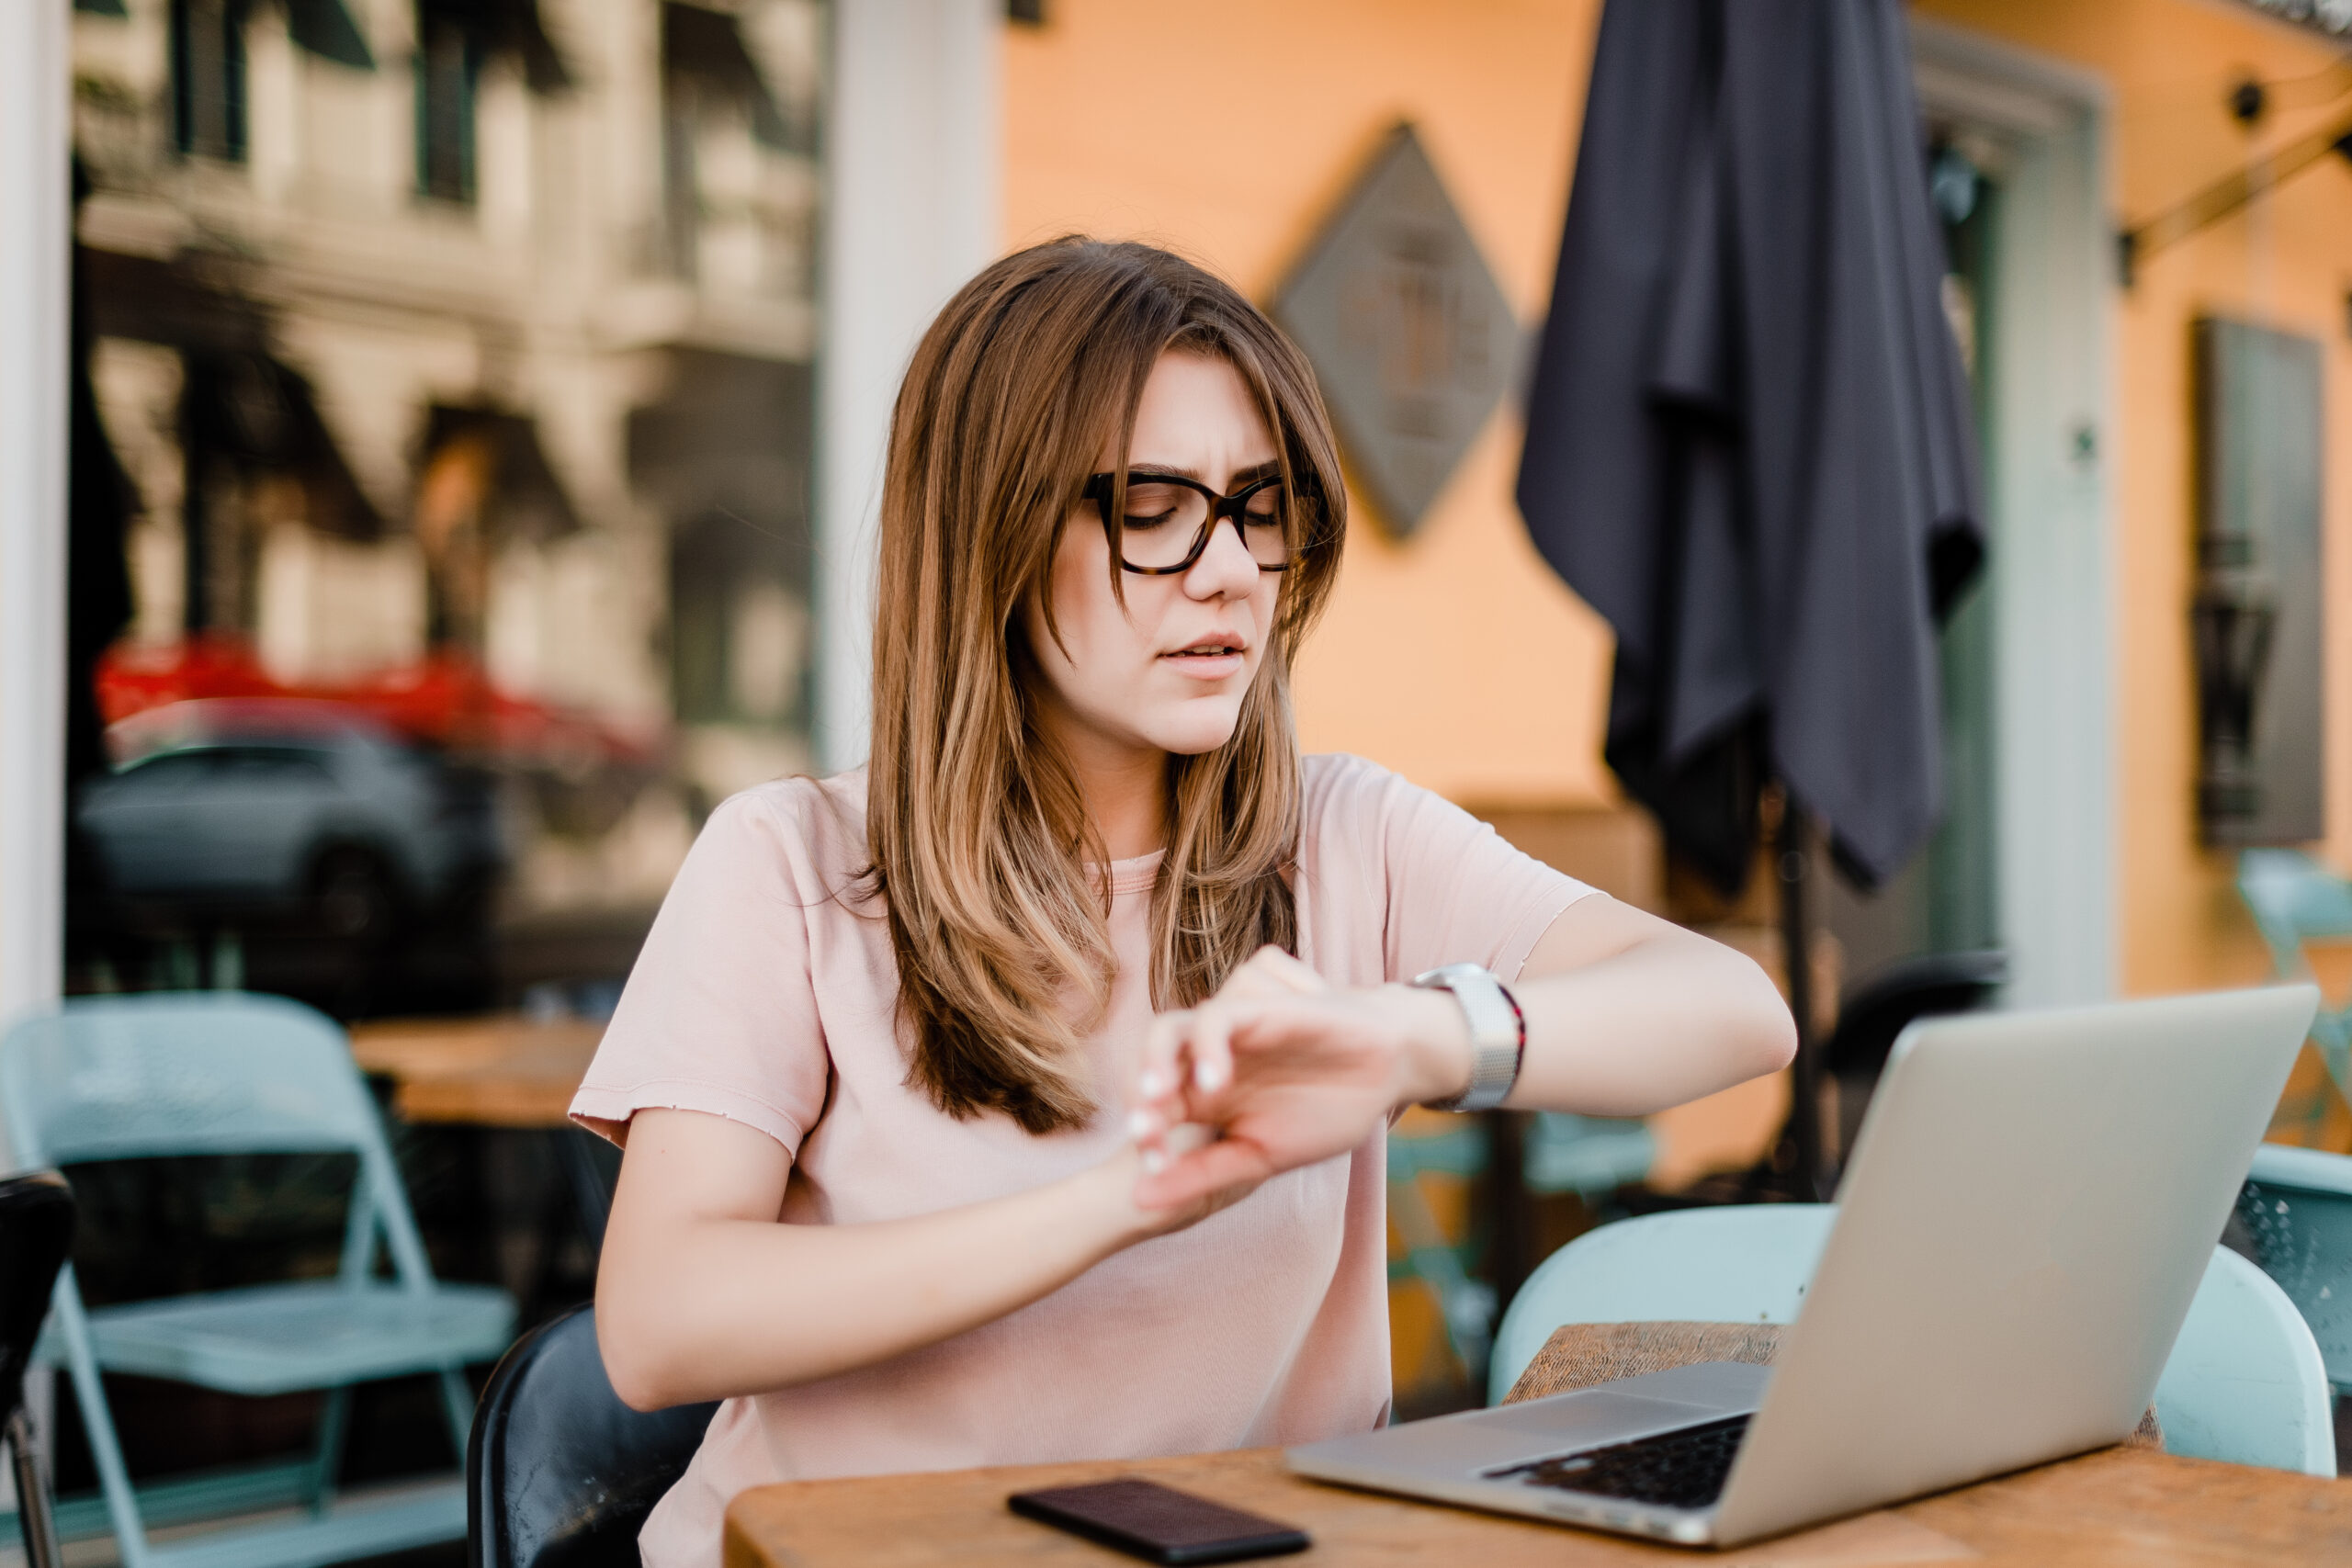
[[68, 0, 820, 923]]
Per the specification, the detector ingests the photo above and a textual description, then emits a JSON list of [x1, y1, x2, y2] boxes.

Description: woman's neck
[[1080, 749, 1170, 862], [1040, 719, 1170, 862]]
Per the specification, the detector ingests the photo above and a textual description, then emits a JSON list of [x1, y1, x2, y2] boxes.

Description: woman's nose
[[1183, 517, 1262, 599]]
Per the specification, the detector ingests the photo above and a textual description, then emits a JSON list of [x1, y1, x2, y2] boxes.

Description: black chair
[[0, 1169, 76, 1568], [1821, 949, 2008, 1179], [1639, 950, 2010, 1209], [468, 1304, 718, 1568]]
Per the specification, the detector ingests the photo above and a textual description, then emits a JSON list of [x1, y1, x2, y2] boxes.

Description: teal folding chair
[[1, 993, 517, 1568], [2151, 1244, 2335, 1474], [1386, 1120, 1495, 1381], [1522, 1113, 1656, 1202], [1487, 1206, 1832, 1404], [2237, 851, 2352, 1138], [2237, 1142, 2352, 1396], [1391, 1111, 1662, 1388], [1491, 1205, 2335, 1475]]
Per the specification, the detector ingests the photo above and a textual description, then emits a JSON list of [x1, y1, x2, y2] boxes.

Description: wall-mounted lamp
[[2227, 76, 2268, 128], [2192, 317, 2325, 845], [2192, 587, 2276, 825]]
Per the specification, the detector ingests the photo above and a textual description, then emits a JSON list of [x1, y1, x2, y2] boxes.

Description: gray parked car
[[76, 700, 508, 944]]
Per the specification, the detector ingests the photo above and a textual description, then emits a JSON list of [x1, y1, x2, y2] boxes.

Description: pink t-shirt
[[571, 752, 1593, 1566]]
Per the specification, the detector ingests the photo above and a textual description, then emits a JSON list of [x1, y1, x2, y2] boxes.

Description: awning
[[625, 349, 809, 560], [288, 0, 375, 69], [183, 353, 386, 540], [85, 0, 380, 65], [95, 638, 659, 766], [416, 0, 572, 92], [664, 1, 799, 150], [82, 251, 390, 538], [414, 407, 584, 548]]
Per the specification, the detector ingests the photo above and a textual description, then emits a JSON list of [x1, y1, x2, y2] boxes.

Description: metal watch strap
[[1409, 962, 1522, 1112]]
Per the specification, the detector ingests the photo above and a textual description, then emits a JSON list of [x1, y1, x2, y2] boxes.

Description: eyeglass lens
[[1110, 478, 1291, 571]]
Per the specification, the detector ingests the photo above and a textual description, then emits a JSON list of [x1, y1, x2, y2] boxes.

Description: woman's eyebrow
[[1124, 459, 1284, 486]]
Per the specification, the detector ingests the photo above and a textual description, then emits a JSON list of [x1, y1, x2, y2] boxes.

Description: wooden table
[[726, 1443, 2352, 1566], [347, 1014, 604, 1128]]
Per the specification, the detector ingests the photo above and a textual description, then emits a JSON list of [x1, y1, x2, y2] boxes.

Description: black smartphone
[[1007, 1477, 1311, 1565]]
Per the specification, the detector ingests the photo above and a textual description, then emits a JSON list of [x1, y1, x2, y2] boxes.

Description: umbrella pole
[[1776, 802, 1826, 1201]]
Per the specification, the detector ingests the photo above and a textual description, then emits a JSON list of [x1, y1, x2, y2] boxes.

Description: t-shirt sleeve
[[569, 788, 833, 1155], [1312, 755, 1599, 985]]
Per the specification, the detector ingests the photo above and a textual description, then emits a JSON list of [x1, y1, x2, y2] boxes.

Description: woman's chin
[[1143, 703, 1246, 758]]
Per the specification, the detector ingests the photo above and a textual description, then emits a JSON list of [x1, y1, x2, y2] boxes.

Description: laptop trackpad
[[1483, 1391, 1724, 1445]]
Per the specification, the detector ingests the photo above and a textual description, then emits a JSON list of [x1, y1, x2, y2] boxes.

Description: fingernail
[[1125, 1109, 1151, 1138], [1197, 1062, 1227, 1091], [1138, 1069, 1166, 1097], [1142, 1148, 1167, 1175]]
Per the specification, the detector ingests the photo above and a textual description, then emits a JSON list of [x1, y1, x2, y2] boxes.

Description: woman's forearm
[[596, 1109, 1162, 1409], [1508, 919, 1796, 1114], [1385, 897, 1795, 1119]]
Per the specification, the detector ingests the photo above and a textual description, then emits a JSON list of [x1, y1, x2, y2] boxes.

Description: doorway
[[1820, 153, 2001, 984], [1821, 21, 2116, 1008]]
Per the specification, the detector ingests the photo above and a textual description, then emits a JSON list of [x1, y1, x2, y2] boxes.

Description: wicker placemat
[[1503, 1321, 2162, 1449]]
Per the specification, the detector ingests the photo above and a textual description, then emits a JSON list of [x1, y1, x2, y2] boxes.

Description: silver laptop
[[1289, 985, 2319, 1547]]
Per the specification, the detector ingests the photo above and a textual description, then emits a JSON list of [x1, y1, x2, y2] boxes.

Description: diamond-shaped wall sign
[[1273, 123, 1518, 540]]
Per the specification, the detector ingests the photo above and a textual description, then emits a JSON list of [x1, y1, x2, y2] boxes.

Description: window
[[414, 11, 479, 203], [171, 0, 246, 161], [70, 0, 818, 1028], [659, 1, 804, 284], [669, 513, 805, 727]]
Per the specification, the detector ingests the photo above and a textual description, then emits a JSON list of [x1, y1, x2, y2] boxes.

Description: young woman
[[577, 238, 1795, 1565]]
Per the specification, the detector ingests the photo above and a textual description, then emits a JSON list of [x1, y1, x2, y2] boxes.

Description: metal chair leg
[[6, 1406, 62, 1568], [435, 1366, 477, 1466], [54, 1273, 153, 1568], [305, 1385, 354, 1513]]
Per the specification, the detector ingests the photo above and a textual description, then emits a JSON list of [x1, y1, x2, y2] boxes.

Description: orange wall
[[1003, 0, 1615, 807], [1004, 0, 2352, 995], [1916, 0, 2352, 996]]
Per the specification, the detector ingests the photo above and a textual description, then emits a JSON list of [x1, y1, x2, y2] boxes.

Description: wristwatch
[[1409, 962, 1524, 1112]]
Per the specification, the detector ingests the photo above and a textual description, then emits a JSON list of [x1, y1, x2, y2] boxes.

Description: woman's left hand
[[1125, 946, 1464, 1211]]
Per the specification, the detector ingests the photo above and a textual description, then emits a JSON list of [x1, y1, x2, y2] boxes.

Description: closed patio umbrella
[[1516, 0, 1984, 1192]]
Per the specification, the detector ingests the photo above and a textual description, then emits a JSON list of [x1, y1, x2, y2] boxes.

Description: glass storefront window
[[66, 0, 821, 1020]]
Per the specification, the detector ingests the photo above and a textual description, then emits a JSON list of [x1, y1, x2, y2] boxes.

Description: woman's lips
[[1161, 647, 1246, 680]]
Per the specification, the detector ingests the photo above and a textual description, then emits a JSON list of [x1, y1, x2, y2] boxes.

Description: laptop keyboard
[[1487, 1413, 1752, 1510]]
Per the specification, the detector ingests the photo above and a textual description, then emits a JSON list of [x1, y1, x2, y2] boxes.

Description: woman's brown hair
[[866, 236, 1346, 1134]]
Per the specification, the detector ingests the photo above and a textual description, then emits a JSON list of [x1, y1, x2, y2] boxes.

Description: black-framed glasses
[[1081, 469, 1302, 575]]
